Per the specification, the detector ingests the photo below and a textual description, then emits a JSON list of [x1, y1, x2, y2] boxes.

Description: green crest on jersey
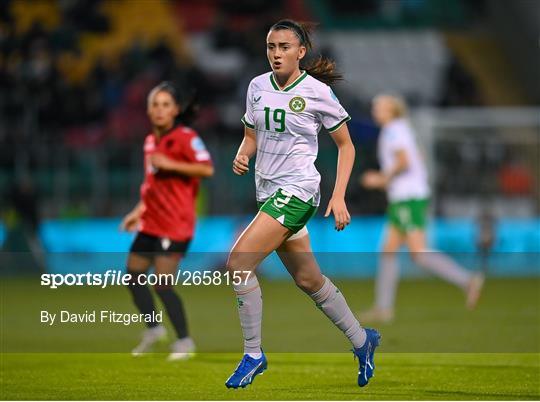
[[289, 96, 306, 113]]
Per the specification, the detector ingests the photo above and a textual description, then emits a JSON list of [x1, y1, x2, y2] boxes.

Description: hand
[[361, 170, 387, 189], [149, 153, 175, 171], [120, 212, 140, 232], [324, 196, 351, 231], [232, 154, 249, 175]]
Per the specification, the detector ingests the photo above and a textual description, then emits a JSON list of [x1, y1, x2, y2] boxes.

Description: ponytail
[[303, 56, 343, 86], [269, 19, 343, 86], [177, 91, 199, 126]]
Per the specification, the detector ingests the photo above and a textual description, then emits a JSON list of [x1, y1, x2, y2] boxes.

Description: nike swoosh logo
[[364, 355, 369, 381], [240, 361, 262, 385], [254, 96, 261, 103]]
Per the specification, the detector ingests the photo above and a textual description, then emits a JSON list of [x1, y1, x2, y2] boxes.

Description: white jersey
[[241, 71, 350, 206], [378, 118, 430, 202]]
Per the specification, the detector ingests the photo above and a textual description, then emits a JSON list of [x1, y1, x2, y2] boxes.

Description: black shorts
[[130, 232, 190, 256]]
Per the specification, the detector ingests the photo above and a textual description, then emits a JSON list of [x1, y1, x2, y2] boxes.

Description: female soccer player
[[225, 20, 380, 389], [359, 94, 484, 323], [121, 82, 213, 360]]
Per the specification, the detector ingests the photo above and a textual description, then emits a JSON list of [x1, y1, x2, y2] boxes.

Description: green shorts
[[387, 198, 429, 233], [258, 188, 318, 233]]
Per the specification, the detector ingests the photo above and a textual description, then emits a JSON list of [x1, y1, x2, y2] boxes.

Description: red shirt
[[139, 125, 212, 241]]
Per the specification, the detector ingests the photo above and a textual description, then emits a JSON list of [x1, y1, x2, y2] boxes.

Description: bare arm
[[362, 149, 408, 189], [325, 123, 355, 231], [131, 200, 145, 216], [232, 126, 257, 175], [120, 200, 145, 232], [149, 153, 214, 178], [386, 149, 409, 180]]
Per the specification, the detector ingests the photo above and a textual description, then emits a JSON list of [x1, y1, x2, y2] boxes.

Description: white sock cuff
[[233, 274, 259, 294], [310, 275, 334, 304]]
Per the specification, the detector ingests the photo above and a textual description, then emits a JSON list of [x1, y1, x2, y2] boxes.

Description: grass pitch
[[1, 277, 539, 400]]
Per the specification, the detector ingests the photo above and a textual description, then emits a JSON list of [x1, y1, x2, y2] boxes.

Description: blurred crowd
[[0, 0, 485, 150], [0, 0, 293, 150], [0, 0, 536, 220]]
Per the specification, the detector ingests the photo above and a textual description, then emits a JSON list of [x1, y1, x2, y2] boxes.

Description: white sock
[[310, 276, 367, 349], [247, 352, 262, 359], [376, 254, 399, 310], [416, 251, 471, 289], [233, 275, 262, 355]]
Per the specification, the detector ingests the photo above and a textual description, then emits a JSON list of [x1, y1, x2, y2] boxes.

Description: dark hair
[[269, 19, 343, 85], [148, 81, 199, 126]]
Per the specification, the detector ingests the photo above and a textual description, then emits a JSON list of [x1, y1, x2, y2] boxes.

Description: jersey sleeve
[[162, 132, 212, 164], [386, 124, 412, 154], [317, 86, 351, 133], [241, 80, 255, 129], [183, 133, 212, 163]]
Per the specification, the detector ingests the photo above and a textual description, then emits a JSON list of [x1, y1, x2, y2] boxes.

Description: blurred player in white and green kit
[[224, 19, 380, 389], [360, 94, 485, 323]]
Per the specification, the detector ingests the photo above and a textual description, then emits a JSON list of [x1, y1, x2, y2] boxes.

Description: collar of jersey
[[153, 124, 180, 142], [270, 70, 307, 92]]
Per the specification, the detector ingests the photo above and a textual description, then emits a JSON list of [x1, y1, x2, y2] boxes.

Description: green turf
[[1, 353, 539, 400], [1, 277, 539, 399]]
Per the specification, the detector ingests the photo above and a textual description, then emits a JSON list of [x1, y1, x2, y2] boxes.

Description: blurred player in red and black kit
[[120, 82, 213, 360]]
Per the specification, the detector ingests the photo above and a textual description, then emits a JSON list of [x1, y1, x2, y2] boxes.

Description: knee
[[126, 270, 145, 288], [225, 253, 238, 273], [294, 273, 324, 294], [225, 252, 257, 282], [153, 284, 173, 294], [225, 257, 247, 282], [382, 239, 401, 254], [225, 246, 248, 272], [381, 252, 397, 263], [382, 242, 394, 253], [410, 250, 425, 266]]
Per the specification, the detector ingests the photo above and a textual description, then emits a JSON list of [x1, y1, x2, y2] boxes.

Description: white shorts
[[287, 226, 308, 241]]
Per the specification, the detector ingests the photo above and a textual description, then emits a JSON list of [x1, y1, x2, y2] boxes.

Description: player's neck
[[153, 123, 174, 139], [383, 117, 400, 127], [273, 69, 302, 89]]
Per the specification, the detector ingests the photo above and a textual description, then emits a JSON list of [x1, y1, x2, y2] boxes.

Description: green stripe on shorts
[[258, 188, 317, 233], [387, 198, 429, 233]]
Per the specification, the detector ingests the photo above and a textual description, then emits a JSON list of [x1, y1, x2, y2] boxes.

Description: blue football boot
[[353, 328, 381, 387], [225, 352, 267, 389]]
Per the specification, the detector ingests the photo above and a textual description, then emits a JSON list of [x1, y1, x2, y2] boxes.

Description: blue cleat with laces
[[353, 328, 381, 387], [225, 352, 267, 389]]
